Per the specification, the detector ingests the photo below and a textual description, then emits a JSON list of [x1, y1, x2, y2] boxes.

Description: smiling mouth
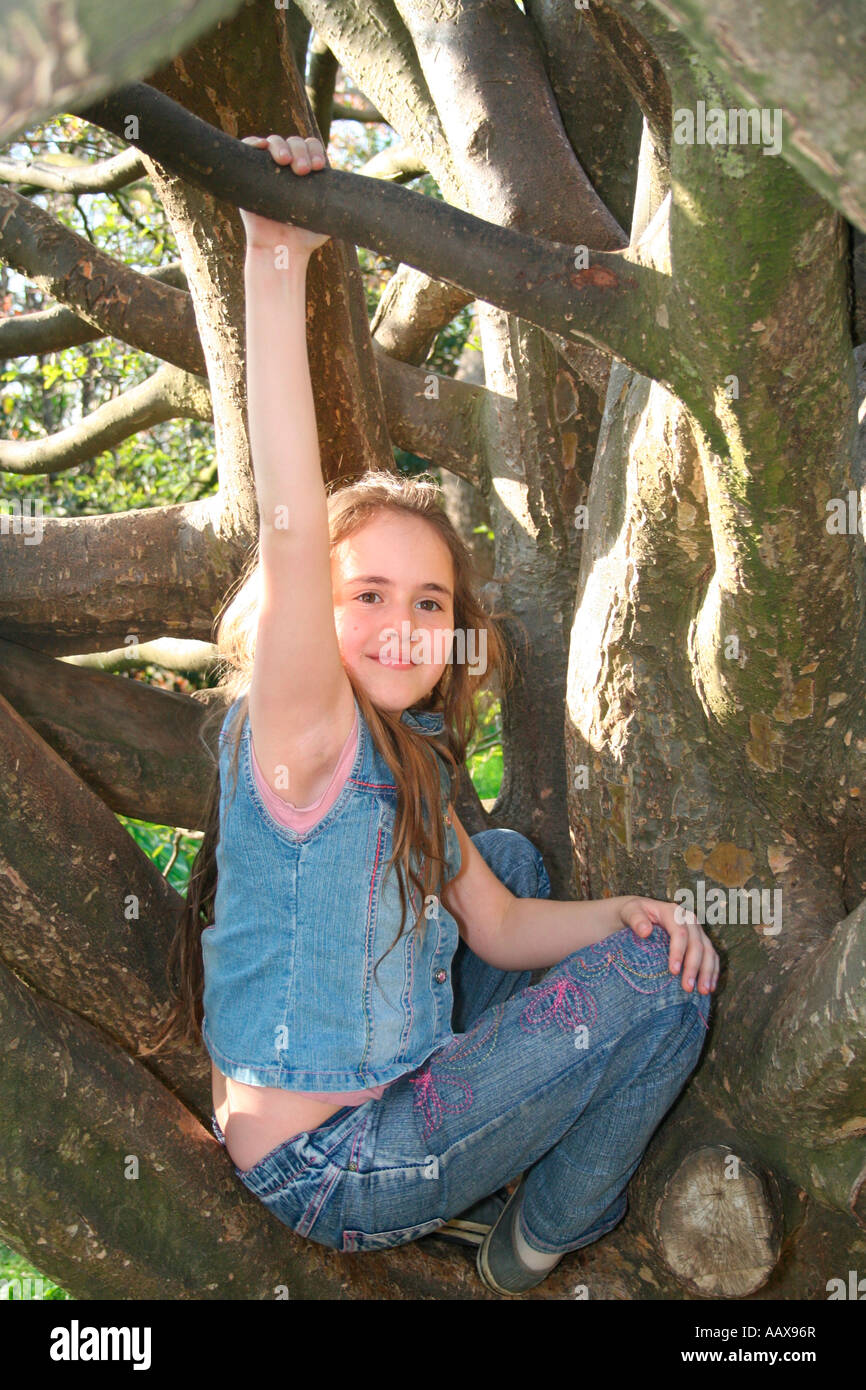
[[372, 654, 415, 669]]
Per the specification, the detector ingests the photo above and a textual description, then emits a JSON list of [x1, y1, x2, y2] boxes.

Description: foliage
[[0, 1240, 71, 1299]]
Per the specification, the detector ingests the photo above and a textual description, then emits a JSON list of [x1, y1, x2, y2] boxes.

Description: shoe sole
[[424, 1188, 512, 1249], [426, 1220, 488, 1248]]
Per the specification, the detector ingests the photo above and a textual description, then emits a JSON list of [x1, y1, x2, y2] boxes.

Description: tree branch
[[0, 687, 207, 1113], [0, 637, 220, 829], [332, 96, 387, 124], [0, 0, 247, 144], [730, 898, 866, 1224], [0, 362, 211, 474], [581, 0, 672, 163], [360, 142, 427, 183], [372, 343, 490, 487], [635, 0, 866, 233], [524, 1, 645, 235], [62, 637, 219, 678], [371, 264, 472, 365], [292, 0, 464, 201], [305, 35, 339, 145], [393, 0, 625, 248], [75, 83, 676, 392], [0, 146, 146, 194], [0, 954, 326, 1298], [0, 185, 204, 374], [0, 261, 188, 361], [0, 496, 245, 656]]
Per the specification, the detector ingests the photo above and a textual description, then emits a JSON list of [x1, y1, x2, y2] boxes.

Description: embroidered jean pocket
[[253, 1159, 344, 1241], [341, 1215, 447, 1253]]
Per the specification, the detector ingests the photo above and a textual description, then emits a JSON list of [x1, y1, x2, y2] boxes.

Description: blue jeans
[[211, 829, 711, 1255]]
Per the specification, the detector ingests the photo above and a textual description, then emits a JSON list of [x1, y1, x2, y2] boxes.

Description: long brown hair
[[140, 470, 513, 1056]]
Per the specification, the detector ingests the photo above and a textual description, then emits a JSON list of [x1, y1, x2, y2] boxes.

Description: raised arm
[[240, 134, 355, 805]]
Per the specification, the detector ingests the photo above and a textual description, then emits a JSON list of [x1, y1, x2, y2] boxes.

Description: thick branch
[[0, 688, 207, 1114], [76, 83, 676, 391], [0, 261, 188, 360], [0, 495, 246, 656], [0, 954, 338, 1298], [287, 4, 311, 78], [0, 0, 246, 144], [371, 265, 472, 365], [581, 1, 672, 162], [0, 362, 211, 474], [332, 96, 387, 124], [62, 637, 219, 679], [637, 0, 866, 233], [291, 0, 463, 201], [393, 0, 625, 248], [360, 143, 427, 183], [373, 344, 489, 487], [524, 1, 645, 234], [0, 638, 219, 829], [306, 36, 339, 145], [736, 899, 866, 1150], [0, 185, 204, 374]]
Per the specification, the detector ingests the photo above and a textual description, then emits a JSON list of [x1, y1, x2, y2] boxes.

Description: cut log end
[[654, 1145, 782, 1297]]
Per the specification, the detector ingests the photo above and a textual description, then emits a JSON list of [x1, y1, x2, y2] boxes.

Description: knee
[[470, 827, 551, 900], [642, 986, 711, 1078]]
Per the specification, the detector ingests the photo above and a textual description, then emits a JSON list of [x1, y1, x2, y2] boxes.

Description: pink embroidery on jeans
[[518, 975, 598, 1035], [408, 1005, 505, 1142], [409, 1068, 473, 1143], [570, 929, 672, 995], [433, 1003, 505, 1068]]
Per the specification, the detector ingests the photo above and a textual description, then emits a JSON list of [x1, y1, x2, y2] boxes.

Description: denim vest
[[201, 693, 463, 1090]]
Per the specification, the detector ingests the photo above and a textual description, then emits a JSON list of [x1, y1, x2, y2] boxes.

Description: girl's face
[[331, 510, 457, 713]]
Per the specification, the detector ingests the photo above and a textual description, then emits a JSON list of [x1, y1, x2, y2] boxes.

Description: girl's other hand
[[619, 896, 720, 995], [239, 134, 331, 256]]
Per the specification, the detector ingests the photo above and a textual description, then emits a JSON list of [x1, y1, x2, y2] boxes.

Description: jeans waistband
[[210, 1102, 363, 1151]]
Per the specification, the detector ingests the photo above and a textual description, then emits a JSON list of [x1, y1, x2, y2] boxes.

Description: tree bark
[[0, 0, 246, 143]]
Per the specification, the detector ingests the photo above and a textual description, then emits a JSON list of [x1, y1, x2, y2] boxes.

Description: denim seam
[[395, 910, 416, 1062], [518, 1191, 628, 1256], [297, 1162, 344, 1237], [244, 1148, 329, 1195], [202, 1027, 414, 1090], [359, 823, 384, 1074]]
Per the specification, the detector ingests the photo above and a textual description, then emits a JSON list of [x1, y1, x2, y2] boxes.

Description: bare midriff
[[211, 1060, 345, 1173]]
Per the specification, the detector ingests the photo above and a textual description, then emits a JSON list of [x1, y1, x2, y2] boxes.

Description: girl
[[147, 133, 718, 1297]]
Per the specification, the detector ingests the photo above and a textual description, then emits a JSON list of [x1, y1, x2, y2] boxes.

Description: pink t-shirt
[[249, 708, 392, 1106]]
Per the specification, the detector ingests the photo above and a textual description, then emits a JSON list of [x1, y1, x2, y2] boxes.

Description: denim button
[[348, 1161, 358, 1171], [434, 968, 447, 983]]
